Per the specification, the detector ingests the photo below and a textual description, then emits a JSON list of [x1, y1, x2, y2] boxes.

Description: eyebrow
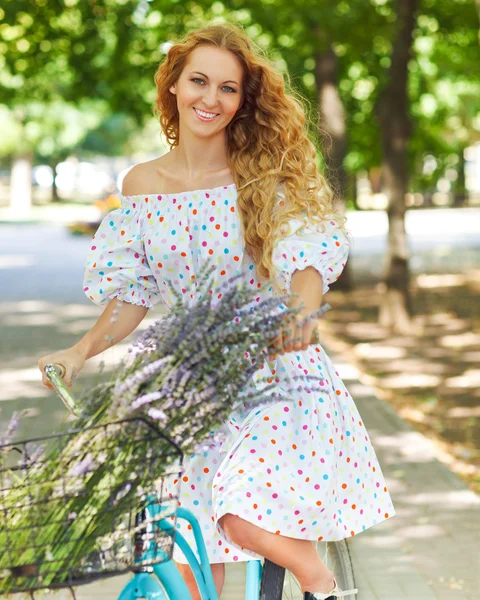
[[190, 71, 239, 86]]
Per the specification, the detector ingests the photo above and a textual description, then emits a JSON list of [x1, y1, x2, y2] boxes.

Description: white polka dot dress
[[84, 183, 396, 564]]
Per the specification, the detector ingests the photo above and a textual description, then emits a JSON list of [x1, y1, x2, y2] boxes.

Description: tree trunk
[[314, 46, 348, 206], [376, 0, 418, 334], [314, 43, 352, 291], [50, 158, 60, 202], [10, 153, 33, 216]]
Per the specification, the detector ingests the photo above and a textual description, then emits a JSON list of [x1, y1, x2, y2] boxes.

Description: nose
[[201, 86, 220, 110]]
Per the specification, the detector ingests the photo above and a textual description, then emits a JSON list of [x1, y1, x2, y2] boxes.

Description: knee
[[218, 513, 250, 548]]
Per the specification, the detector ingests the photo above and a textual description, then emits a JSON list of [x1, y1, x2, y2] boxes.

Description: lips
[[193, 107, 219, 121]]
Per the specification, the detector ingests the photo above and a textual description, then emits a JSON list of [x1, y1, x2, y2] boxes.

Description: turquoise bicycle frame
[[118, 500, 262, 600]]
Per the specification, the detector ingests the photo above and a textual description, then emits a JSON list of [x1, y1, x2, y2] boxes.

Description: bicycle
[[0, 364, 358, 600]]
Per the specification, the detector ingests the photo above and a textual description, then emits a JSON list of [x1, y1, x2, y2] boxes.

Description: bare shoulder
[[121, 156, 171, 196]]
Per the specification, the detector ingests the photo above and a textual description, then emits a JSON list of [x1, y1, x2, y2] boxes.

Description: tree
[[375, 0, 418, 333]]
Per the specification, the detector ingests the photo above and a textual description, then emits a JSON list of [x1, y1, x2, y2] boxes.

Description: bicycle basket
[[0, 417, 183, 594]]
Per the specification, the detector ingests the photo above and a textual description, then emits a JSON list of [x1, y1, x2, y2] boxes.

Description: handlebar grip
[[52, 363, 66, 378], [44, 363, 80, 418]]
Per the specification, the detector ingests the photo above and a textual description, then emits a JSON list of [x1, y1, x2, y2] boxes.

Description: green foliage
[[0, 0, 478, 189]]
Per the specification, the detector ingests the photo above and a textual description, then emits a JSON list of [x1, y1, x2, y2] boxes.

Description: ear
[[169, 84, 176, 94]]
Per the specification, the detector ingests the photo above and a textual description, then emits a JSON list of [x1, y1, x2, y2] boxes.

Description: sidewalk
[[0, 202, 99, 224], [337, 356, 480, 600]]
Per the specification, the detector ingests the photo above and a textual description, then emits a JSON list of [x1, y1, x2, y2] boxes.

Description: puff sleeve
[[83, 196, 161, 308], [271, 207, 350, 296]]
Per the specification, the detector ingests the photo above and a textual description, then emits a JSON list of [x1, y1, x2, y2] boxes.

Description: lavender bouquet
[[0, 258, 329, 593]]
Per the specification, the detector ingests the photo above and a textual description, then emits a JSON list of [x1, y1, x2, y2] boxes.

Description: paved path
[[339, 361, 480, 600]]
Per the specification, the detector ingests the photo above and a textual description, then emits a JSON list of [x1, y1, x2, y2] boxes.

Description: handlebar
[[44, 364, 81, 418]]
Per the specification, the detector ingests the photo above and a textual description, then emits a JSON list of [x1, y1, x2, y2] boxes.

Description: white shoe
[[304, 577, 359, 599]]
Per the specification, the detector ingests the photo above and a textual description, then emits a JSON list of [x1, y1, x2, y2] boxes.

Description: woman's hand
[[38, 347, 87, 389], [267, 304, 320, 361]]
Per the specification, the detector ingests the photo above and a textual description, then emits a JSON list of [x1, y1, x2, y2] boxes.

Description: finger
[[275, 331, 284, 357], [269, 331, 285, 359], [302, 321, 319, 349], [292, 321, 304, 351], [63, 368, 75, 387], [279, 326, 292, 354], [41, 377, 54, 390], [302, 324, 312, 349], [309, 325, 320, 346], [267, 334, 281, 360]]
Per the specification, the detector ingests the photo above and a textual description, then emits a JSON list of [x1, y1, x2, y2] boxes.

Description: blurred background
[[0, 0, 479, 515]]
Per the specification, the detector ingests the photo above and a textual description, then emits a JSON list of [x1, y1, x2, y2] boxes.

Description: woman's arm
[[39, 299, 149, 388], [267, 267, 324, 360], [290, 266, 324, 311], [74, 299, 149, 360]]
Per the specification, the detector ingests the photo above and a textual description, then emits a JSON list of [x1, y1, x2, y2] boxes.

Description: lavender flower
[[131, 391, 165, 410], [68, 455, 96, 477], [147, 408, 167, 422]]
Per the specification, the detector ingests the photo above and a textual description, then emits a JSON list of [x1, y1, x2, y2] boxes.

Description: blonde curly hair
[[154, 22, 344, 291]]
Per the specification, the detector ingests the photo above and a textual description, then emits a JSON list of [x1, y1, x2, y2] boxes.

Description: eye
[[190, 78, 237, 93]]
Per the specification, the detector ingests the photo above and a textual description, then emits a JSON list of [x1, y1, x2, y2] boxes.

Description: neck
[[170, 129, 231, 180]]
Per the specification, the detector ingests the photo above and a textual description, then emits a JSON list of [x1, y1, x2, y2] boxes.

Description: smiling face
[[169, 44, 244, 138]]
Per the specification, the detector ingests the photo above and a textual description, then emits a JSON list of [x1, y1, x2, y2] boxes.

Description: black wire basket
[[0, 417, 183, 595]]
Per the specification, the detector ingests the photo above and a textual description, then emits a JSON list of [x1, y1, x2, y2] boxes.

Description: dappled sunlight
[[372, 430, 441, 463], [0, 379, 51, 403], [0, 300, 54, 314], [439, 332, 480, 348], [397, 523, 447, 539], [402, 489, 480, 509], [357, 534, 400, 549], [4, 313, 59, 326], [397, 406, 437, 424], [56, 304, 101, 318], [416, 273, 467, 288], [444, 369, 480, 388], [0, 367, 49, 384], [383, 358, 446, 375], [373, 335, 418, 348], [0, 300, 161, 416], [447, 406, 480, 418], [423, 346, 458, 359], [332, 361, 361, 381], [441, 370, 480, 397], [419, 311, 461, 325], [354, 343, 407, 360], [345, 321, 388, 339], [462, 350, 480, 363], [342, 381, 377, 398], [318, 270, 480, 493], [0, 255, 37, 269], [325, 309, 362, 323]]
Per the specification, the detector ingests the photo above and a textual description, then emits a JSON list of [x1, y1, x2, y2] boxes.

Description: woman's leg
[[219, 514, 335, 594], [174, 560, 225, 600]]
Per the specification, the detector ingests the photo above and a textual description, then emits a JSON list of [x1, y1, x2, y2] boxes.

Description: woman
[[39, 22, 395, 600]]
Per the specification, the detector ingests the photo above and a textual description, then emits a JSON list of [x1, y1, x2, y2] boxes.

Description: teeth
[[194, 108, 217, 119]]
